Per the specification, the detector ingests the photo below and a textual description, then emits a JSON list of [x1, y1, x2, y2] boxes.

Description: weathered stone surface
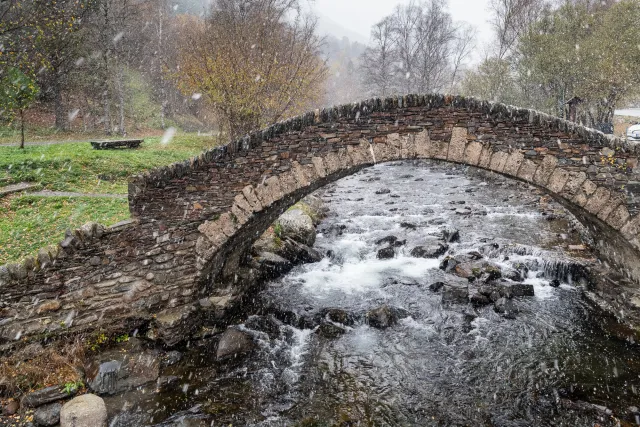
[[448, 127, 467, 163], [377, 247, 395, 260], [533, 155, 558, 186], [34, 402, 62, 426], [366, 305, 409, 329], [277, 209, 316, 246], [442, 283, 469, 304], [85, 341, 160, 395], [22, 385, 70, 408], [60, 394, 107, 427], [216, 327, 255, 360], [410, 243, 448, 259]]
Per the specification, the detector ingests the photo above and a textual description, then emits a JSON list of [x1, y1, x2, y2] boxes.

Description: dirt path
[[27, 190, 127, 198]]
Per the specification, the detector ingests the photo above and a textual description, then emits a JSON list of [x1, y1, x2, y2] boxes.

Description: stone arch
[[4, 94, 640, 348], [125, 94, 638, 292]]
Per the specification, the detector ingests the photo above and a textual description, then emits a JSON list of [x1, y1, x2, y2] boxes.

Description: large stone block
[[414, 130, 433, 158], [546, 168, 570, 194], [447, 127, 468, 163], [463, 141, 483, 166], [584, 187, 611, 215], [478, 145, 494, 169], [489, 151, 509, 173], [517, 159, 538, 182], [533, 155, 558, 186], [503, 151, 525, 177]]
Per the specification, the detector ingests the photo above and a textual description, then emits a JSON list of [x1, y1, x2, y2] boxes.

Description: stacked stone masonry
[[3, 93, 640, 350]]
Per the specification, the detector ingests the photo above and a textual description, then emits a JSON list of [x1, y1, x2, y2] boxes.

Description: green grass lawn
[[0, 135, 220, 194], [0, 134, 221, 265], [0, 196, 130, 265]]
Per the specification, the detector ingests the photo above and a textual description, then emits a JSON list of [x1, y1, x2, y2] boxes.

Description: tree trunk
[[20, 109, 25, 149], [53, 70, 67, 131], [116, 62, 126, 136]]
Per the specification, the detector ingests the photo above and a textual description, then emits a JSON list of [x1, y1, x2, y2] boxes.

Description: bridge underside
[[2, 94, 640, 349]]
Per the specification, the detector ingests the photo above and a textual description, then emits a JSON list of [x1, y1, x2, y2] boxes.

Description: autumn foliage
[[172, 0, 327, 138]]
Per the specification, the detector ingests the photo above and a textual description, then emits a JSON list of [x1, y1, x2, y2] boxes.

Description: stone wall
[[3, 94, 640, 351]]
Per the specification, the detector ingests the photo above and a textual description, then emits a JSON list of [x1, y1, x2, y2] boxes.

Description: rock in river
[[216, 327, 256, 360], [366, 305, 410, 329], [377, 247, 395, 260], [277, 208, 317, 246]]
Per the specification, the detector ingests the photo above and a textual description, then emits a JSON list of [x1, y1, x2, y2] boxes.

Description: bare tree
[[489, 0, 546, 59], [413, 0, 457, 92], [360, 18, 397, 97], [360, 0, 475, 96], [449, 23, 476, 92]]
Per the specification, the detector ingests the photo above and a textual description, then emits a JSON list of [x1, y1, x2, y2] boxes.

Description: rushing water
[[109, 161, 640, 427]]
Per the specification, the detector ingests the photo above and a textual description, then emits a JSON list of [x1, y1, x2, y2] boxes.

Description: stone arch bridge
[[3, 94, 640, 349]]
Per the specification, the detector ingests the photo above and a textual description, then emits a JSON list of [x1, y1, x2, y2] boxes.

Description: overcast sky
[[312, 0, 493, 57]]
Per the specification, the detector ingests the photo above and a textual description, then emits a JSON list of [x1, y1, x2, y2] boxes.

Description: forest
[[1, 0, 640, 145]]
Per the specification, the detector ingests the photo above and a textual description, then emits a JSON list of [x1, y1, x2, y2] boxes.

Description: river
[[108, 161, 640, 426]]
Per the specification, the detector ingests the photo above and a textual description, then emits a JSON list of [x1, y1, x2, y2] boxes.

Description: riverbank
[[2, 161, 639, 426]]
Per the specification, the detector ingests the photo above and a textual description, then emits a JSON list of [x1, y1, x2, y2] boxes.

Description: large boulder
[[276, 209, 316, 246], [34, 402, 62, 426], [60, 394, 107, 427], [85, 339, 160, 395], [256, 252, 294, 278], [216, 327, 256, 361]]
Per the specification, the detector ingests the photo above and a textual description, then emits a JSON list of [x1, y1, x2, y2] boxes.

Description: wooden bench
[[90, 139, 143, 150]]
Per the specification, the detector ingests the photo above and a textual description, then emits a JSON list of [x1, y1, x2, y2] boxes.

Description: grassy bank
[[0, 135, 220, 194], [0, 134, 221, 265]]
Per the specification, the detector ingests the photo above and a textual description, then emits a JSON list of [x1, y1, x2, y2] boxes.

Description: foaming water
[[107, 161, 640, 426]]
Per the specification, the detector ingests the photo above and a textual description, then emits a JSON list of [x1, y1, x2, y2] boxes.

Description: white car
[[627, 123, 640, 141]]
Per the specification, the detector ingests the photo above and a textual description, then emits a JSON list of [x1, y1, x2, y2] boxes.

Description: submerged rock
[[376, 235, 398, 245], [494, 298, 518, 319], [316, 323, 347, 339], [256, 252, 294, 278], [244, 315, 282, 339], [216, 327, 255, 360], [499, 283, 535, 298], [441, 227, 461, 243], [321, 308, 354, 326], [366, 305, 410, 329], [60, 394, 107, 427], [428, 281, 446, 292], [410, 242, 448, 259], [442, 283, 469, 304], [377, 247, 395, 260]]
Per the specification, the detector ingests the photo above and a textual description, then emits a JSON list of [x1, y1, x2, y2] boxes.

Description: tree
[[172, 0, 328, 138], [488, 0, 547, 59], [517, 0, 640, 125], [361, 18, 397, 97], [359, 0, 475, 96], [0, 67, 40, 149]]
